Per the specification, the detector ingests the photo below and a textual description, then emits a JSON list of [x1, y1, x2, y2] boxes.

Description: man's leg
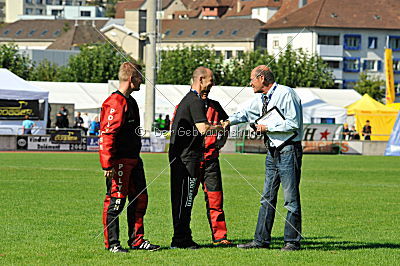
[[278, 143, 302, 247], [202, 159, 228, 243], [127, 158, 148, 247], [102, 159, 133, 249], [253, 150, 281, 246], [170, 156, 200, 246]]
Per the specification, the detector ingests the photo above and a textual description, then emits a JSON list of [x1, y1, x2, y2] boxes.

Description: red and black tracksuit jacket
[[99, 90, 147, 249]]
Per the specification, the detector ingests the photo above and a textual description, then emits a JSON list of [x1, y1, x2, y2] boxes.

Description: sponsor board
[[87, 137, 99, 151], [49, 129, 82, 144], [27, 136, 70, 151], [0, 99, 43, 120]]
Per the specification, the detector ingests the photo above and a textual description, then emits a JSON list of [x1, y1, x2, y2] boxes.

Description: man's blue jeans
[[254, 143, 303, 245]]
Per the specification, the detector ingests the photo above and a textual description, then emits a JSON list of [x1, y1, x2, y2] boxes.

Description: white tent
[[295, 89, 348, 124], [0, 69, 49, 135], [30, 81, 110, 116], [28, 80, 355, 127]]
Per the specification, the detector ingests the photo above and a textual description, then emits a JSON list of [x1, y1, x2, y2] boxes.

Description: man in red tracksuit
[[99, 62, 159, 253], [199, 91, 232, 246]]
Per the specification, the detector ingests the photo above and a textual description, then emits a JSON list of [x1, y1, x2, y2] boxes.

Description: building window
[[36, 8, 43, 15], [209, 7, 214, 11], [389, 36, 400, 51], [368, 37, 377, 49], [46, 0, 52, 4], [40, 29, 48, 36], [215, 51, 221, 57], [363, 60, 381, 72], [204, 30, 210, 36], [343, 80, 357, 89], [231, 30, 238, 36], [65, 0, 72, 5], [51, 9, 61, 16], [28, 30, 36, 36], [321, 118, 335, 124], [25, 0, 33, 4], [53, 29, 61, 36], [343, 57, 360, 72], [273, 40, 279, 48], [324, 60, 340, 69], [36, 0, 43, 4], [177, 30, 184, 36], [225, 50, 233, 59], [25, 8, 33, 14], [191, 30, 197, 36], [237, 50, 244, 58], [16, 29, 23, 36], [3, 30, 10, 35], [56, 0, 62, 5], [344, 34, 361, 50], [164, 30, 170, 36], [80, 11, 91, 17], [217, 30, 224, 36], [318, 35, 339, 45], [393, 59, 400, 74]]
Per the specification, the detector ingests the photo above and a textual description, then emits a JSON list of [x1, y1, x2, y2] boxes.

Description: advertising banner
[[49, 129, 82, 144], [26, 136, 70, 151], [0, 100, 42, 120]]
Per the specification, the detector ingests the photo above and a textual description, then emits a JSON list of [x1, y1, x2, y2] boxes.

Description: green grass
[[0, 152, 399, 265]]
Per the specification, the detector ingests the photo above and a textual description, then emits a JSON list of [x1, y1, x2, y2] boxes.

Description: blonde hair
[[118, 62, 141, 82]]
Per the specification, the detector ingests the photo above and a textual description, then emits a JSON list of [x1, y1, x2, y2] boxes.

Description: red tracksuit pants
[[200, 158, 228, 242], [103, 158, 148, 249]]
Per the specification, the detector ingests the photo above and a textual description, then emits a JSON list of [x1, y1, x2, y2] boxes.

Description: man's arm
[[99, 95, 126, 178], [227, 96, 261, 126]]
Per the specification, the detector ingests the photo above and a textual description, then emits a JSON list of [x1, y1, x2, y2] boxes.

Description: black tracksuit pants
[[169, 154, 201, 244]]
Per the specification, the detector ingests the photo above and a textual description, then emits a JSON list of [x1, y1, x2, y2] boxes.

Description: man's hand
[[104, 168, 115, 179], [256, 124, 267, 132], [221, 120, 230, 129]]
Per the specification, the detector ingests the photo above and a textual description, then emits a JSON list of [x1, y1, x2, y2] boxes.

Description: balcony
[[317, 44, 343, 57], [330, 68, 343, 80]]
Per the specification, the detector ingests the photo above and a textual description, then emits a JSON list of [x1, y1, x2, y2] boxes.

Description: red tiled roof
[[265, 0, 400, 30], [115, 0, 144, 18]]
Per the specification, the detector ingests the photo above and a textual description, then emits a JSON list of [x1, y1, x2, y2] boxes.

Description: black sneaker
[[237, 240, 269, 249], [108, 245, 129, 253], [170, 240, 200, 249], [281, 242, 300, 251], [131, 240, 160, 251]]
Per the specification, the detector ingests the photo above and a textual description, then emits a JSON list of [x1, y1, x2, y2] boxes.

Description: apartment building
[[264, 0, 400, 89]]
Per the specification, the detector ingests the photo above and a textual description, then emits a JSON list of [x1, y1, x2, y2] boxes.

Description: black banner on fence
[[49, 129, 82, 144], [0, 100, 42, 120]]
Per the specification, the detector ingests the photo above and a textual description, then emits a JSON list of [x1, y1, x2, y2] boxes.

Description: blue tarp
[[384, 112, 400, 156]]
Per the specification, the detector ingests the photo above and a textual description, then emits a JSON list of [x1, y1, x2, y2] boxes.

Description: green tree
[[59, 43, 135, 83], [354, 72, 385, 102], [28, 59, 59, 81], [157, 46, 224, 85], [105, 0, 118, 17], [0, 44, 32, 79]]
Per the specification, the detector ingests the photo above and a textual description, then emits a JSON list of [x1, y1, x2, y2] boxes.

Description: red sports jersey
[[99, 91, 141, 170]]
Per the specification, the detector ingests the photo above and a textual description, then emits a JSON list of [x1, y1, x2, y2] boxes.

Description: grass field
[[0, 152, 399, 265]]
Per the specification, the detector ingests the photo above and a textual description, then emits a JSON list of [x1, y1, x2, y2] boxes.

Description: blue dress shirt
[[228, 83, 303, 145]]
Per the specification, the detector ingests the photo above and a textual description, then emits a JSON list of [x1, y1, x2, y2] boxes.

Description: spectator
[[57, 106, 69, 128], [74, 112, 84, 132], [350, 125, 360, 140], [89, 116, 100, 136], [81, 112, 91, 135], [22, 115, 35, 134], [55, 113, 64, 129], [164, 114, 171, 131], [362, 120, 372, 140], [155, 114, 165, 130], [341, 123, 350, 140]]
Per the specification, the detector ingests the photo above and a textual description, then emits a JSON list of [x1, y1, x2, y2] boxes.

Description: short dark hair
[[366, 120, 370, 122], [255, 67, 275, 85]]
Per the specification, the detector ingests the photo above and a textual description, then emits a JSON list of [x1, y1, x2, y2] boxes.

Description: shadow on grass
[[234, 236, 400, 251]]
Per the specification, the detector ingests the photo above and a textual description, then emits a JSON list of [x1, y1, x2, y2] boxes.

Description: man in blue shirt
[[224, 65, 303, 251], [22, 115, 36, 135]]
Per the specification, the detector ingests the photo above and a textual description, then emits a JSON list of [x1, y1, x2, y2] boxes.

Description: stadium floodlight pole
[[144, 0, 157, 136]]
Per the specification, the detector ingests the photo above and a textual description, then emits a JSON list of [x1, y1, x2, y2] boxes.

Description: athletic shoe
[[213, 239, 233, 247], [281, 242, 300, 251], [109, 245, 129, 253], [131, 240, 160, 251], [237, 241, 269, 249], [170, 240, 200, 249]]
